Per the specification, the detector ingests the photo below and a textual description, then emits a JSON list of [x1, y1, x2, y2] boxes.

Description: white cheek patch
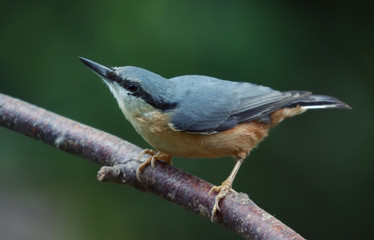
[[101, 80, 159, 129], [103, 81, 129, 114], [105, 82, 121, 99]]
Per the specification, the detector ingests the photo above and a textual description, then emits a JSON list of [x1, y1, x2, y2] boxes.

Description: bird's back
[[168, 75, 311, 134]]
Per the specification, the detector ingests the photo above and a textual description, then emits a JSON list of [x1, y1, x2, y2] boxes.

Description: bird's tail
[[285, 94, 351, 110]]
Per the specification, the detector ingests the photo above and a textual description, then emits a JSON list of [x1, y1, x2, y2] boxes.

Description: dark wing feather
[[169, 75, 310, 134]]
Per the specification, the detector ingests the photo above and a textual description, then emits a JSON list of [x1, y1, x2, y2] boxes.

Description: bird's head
[[79, 57, 177, 119]]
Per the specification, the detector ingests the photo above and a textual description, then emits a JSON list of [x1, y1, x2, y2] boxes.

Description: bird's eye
[[127, 83, 139, 92]]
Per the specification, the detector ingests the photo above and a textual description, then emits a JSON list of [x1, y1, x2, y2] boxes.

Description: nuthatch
[[79, 57, 350, 221]]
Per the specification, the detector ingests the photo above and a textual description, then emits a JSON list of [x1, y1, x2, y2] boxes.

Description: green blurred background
[[0, 1, 373, 239]]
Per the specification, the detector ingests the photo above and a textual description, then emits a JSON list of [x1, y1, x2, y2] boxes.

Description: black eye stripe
[[106, 70, 123, 84], [106, 70, 177, 111], [106, 71, 140, 92]]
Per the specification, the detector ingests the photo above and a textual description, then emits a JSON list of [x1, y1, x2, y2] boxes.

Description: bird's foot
[[208, 178, 237, 222], [137, 149, 157, 162], [136, 149, 172, 182]]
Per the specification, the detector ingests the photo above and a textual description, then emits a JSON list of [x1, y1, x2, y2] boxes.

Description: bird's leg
[[208, 158, 244, 222], [136, 149, 156, 181], [136, 149, 172, 182]]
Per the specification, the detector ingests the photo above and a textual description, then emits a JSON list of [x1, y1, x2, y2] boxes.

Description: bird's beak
[[79, 57, 114, 79]]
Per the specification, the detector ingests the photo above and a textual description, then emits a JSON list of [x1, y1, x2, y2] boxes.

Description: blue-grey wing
[[169, 75, 310, 134]]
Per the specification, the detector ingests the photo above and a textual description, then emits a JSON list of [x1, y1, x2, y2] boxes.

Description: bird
[[79, 57, 351, 222]]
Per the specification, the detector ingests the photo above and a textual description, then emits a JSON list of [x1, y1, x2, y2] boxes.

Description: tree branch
[[0, 93, 305, 240]]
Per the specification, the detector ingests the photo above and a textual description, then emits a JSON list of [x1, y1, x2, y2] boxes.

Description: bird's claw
[[208, 180, 236, 222], [137, 149, 156, 162], [136, 150, 172, 182]]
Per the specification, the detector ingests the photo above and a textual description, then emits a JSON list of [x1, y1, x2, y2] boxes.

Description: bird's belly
[[128, 110, 269, 159], [140, 121, 270, 160]]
